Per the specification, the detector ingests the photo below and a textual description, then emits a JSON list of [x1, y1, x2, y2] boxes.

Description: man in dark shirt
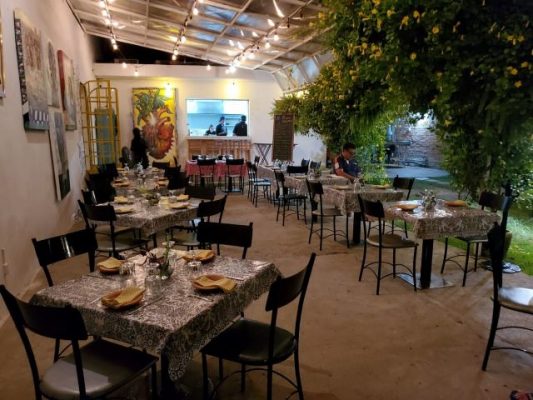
[[215, 116, 227, 136], [334, 143, 361, 182], [233, 115, 248, 136], [130, 127, 149, 168]]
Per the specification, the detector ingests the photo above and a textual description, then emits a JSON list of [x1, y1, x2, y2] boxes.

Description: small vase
[[158, 262, 173, 280]]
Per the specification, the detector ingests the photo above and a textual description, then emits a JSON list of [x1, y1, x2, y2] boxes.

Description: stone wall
[[391, 115, 443, 168]]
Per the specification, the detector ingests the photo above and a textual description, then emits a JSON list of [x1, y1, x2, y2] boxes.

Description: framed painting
[[132, 87, 176, 163], [57, 50, 77, 130], [0, 8, 5, 98], [44, 38, 60, 107], [13, 9, 49, 130], [49, 111, 70, 200]]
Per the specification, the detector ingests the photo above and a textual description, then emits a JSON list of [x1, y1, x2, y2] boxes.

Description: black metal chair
[[97, 163, 119, 180], [309, 161, 321, 170], [80, 202, 149, 257], [224, 159, 245, 193], [0, 285, 158, 400], [300, 159, 310, 168], [306, 180, 348, 250], [201, 253, 316, 400], [249, 164, 272, 207], [167, 171, 189, 191], [274, 170, 307, 226], [31, 228, 97, 361], [185, 184, 216, 201], [86, 173, 115, 203], [441, 191, 512, 286], [152, 161, 170, 170], [197, 221, 253, 259], [78, 194, 136, 239], [197, 158, 217, 187], [358, 197, 418, 295], [164, 165, 182, 179], [286, 165, 308, 175], [481, 217, 532, 371]]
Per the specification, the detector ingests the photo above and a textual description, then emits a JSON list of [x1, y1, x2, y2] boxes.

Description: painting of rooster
[[132, 88, 176, 161]]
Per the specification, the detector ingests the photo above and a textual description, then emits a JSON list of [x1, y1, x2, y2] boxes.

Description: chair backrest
[[274, 170, 286, 194], [197, 221, 253, 259], [168, 171, 189, 190], [487, 222, 506, 299], [393, 176, 415, 199], [87, 173, 115, 203], [226, 158, 244, 166], [84, 203, 117, 223], [306, 179, 323, 212], [286, 165, 308, 175], [185, 184, 216, 200], [358, 196, 386, 240], [192, 154, 199, 161], [197, 158, 216, 166], [32, 229, 97, 287], [254, 155, 260, 165], [0, 285, 89, 399], [265, 253, 315, 351], [81, 189, 98, 205], [300, 159, 310, 168], [309, 160, 321, 170], [197, 195, 227, 222], [164, 165, 182, 178], [478, 191, 504, 211], [98, 163, 119, 179], [152, 161, 170, 170]]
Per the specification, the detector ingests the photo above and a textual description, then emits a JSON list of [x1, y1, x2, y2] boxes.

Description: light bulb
[[173, 49, 178, 55], [101, 9, 108, 17], [104, 18, 111, 25], [198, 0, 204, 2], [206, 64, 212, 71], [111, 38, 116, 44], [193, 7, 199, 15], [240, 29, 244, 36], [181, 35, 186, 43], [237, 42, 244, 50], [229, 65, 236, 73], [134, 69, 139, 77], [249, 52, 255, 59], [265, 41, 271, 49], [99, 0, 106, 9], [121, 62, 127, 68], [274, 33, 279, 41], [172, 54, 177, 61], [112, 21, 119, 27], [112, 43, 118, 50], [267, 19, 275, 27], [229, 39, 234, 47], [252, 31, 258, 37]]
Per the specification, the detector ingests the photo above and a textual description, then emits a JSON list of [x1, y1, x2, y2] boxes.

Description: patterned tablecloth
[[384, 200, 500, 240], [110, 201, 199, 236], [31, 255, 280, 381], [284, 175, 349, 194], [256, 165, 277, 181], [322, 186, 404, 214], [185, 161, 247, 179]]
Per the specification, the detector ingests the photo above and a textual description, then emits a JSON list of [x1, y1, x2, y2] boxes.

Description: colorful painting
[[57, 50, 77, 130], [49, 111, 70, 200], [0, 8, 5, 98], [132, 87, 176, 162], [44, 39, 60, 107], [13, 9, 49, 130]]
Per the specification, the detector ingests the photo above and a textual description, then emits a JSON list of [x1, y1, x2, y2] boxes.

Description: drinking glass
[[144, 263, 161, 296]]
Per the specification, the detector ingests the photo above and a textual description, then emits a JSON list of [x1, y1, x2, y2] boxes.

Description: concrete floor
[[1, 193, 532, 399]]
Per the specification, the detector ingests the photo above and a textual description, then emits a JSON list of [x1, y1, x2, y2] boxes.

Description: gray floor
[[1, 193, 532, 399]]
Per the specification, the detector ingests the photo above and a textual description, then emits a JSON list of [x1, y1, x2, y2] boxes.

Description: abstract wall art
[[49, 111, 70, 200], [57, 50, 77, 130], [132, 87, 176, 162], [45, 39, 60, 107], [0, 8, 5, 98], [13, 9, 49, 130]]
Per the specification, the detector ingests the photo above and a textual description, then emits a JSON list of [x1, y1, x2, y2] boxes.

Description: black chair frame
[[224, 158, 245, 193], [197, 221, 253, 259], [201, 253, 316, 400], [274, 170, 307, 226]]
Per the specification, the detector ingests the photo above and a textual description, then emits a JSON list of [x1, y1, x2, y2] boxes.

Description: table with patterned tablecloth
[[31, 255, 280, 385], [384, 200, 500, 289], [284, 175, 349, 194], [322, 186, 404, 244]]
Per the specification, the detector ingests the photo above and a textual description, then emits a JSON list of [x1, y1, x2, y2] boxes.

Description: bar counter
[[187, 136, 251, 160]]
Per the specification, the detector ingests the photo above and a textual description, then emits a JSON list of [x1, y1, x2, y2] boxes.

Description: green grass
[[400, 175, 533, 275]]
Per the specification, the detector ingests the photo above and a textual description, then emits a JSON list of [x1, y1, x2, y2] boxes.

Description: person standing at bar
[[216, 116, 227, 136], [233, 115, 248, 136]]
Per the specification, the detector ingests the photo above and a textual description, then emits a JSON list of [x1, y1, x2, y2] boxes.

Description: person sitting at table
[[233, 115, 248, 136], [334, 143, 361, 183], [205, 124, 215, 135], [130, 127, 149, 169], [216, 116, 227, 136]]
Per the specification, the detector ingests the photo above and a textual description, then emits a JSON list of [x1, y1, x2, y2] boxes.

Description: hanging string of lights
[[170, 0, 204, 61]]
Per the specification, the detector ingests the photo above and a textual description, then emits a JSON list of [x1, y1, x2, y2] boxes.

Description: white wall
[[93, 64, 325, 164], [0, 0, 95, 321]]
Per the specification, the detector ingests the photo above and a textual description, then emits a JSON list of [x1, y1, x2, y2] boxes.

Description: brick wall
[[391, 116, 443, 168]]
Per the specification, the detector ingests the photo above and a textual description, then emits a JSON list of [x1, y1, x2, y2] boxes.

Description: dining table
[[322, 185, 405, 244], [31, 253, 280, 398], [283, 174, 349, 194], [385, 200, 500, 289]]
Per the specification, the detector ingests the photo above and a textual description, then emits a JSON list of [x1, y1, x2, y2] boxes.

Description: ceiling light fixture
[[206, 64, 211, 71], [272, 0, 285, 18], [173, 49, 178, 55], [122, 61, 127, 68]]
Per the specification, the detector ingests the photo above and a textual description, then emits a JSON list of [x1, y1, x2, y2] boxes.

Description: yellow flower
[[514, 81, 522, 88], [361, 42, 368, 49], [510, 67, 518, 75], [372, 0, 381, 5], [521, 61, 529, 68], [371, 8, 378, 15], [401, 16, 409, 26], [410, 52, 417, 60], [386, 9, 395, 18], [432, 26, 440, 34], [436, 71, 443, 78], [444, 119, 452, 127], [413, 10, 420, 19], [517, 35, 525, 42]]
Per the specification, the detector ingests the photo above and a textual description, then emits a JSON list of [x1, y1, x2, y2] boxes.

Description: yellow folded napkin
[[114, 196, 129, 204], [183, 249, 215, 262], [194, 276, 236, 293], [97, 257, 123, 272], [446, 200, 468, 207], [170, 202, 190, 209], [101, 286, 144, 308], [114, 206, 134, 214], [369, 184, 390, 189], [176, 194, 189, 201]]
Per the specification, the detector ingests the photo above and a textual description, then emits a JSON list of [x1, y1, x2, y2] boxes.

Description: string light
[[267, 19, 275, 27], [273, 33, 279, 41], [121, 61, 127, 68], [229, 39, 235, 47], [252, 31, 258, 37], [193, 7, 199, 15], [172, 54, 177, 61], [206, 64, 212, 71], [112, 43, 118, 50], [265, 40, 271, 49]]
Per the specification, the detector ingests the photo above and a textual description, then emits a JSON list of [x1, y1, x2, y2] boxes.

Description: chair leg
[[151, 364, 158, 400], [319, 217, 323, 251], [412, 246, 418, 292], [462, 242, 471, 287], [404, 221, 409, 238], [267, 363, 273, 400], [333, 216, 337, 241], [53, 338, 60, 362], [482, 302, 501, 371], [308, 216, 314, 244], [474, 242, 480, 271], [346, 215, 350, 248], [392, 248, 397, 278], [202, 353, 209, 400], [282, 200, 287, 226], [376, 246, 382, 295], [276, 198, 281, 222], [240, 363, 246, 392], [218, 358, 224, 381], [294, 348, 304, 400], [359, 239, 367, 281], [440, 238, 449, 274]]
